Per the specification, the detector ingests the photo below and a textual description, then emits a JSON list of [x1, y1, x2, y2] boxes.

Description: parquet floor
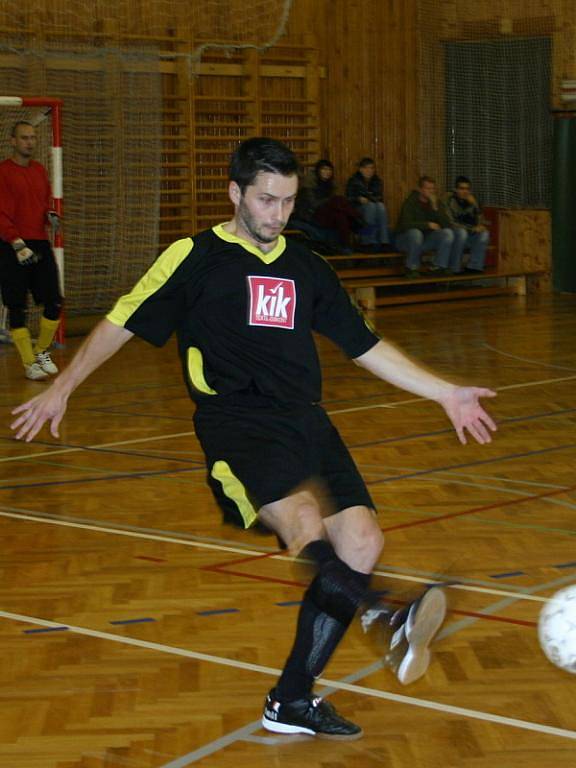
[[1, 293, 576, 767]]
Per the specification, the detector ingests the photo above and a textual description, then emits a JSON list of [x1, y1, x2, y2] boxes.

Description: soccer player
[[11, 137, 497, 739], [0, 121, 62, 380]]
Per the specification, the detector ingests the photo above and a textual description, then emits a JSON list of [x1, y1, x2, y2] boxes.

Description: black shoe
[[262, 690, 363, 740], [463, 266, 484, 274], [404, 269, 421, 278], [361, 587, 447, 685], [380, 243, 396, 253], [428, 265, 448, 275]]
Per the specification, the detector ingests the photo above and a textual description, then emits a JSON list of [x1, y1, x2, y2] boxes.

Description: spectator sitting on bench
[[345, 157, 393, 253], [445, 176, 489, 274], [290, 159, 363, 255], [395, 175, 456, 278]]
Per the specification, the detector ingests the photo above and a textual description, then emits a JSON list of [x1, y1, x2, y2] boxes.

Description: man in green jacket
[[395, 176, 455, 278]]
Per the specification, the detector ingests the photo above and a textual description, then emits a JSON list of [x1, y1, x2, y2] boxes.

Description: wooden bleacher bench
[[284, 232, 547, 309], [324, 251, 545, 309]]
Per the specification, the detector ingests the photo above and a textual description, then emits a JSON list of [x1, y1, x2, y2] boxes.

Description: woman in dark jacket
[[295, 159, 363, 253]]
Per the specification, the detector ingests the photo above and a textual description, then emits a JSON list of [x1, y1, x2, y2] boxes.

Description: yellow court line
[[0, 508, 549, 603], [1, 608, 574, 742]]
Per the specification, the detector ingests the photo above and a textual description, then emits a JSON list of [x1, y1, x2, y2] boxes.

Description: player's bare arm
[[11, 318, 133, 442], [354, 339, 497, 445]]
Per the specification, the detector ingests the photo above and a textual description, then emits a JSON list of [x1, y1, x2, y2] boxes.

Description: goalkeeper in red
[[11, 137, 497, 740], [0, 121, 62, 380]]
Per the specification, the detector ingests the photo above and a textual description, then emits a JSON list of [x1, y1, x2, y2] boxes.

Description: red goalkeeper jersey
[[0, 158, 52, 242]]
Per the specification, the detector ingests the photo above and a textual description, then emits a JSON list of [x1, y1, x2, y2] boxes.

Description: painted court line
[[328, 373, 576, 415], [0, 507, 552, 604], [2, 370, 575, 460], [2, 608, 575, 743], [0, 430, 196, 464]]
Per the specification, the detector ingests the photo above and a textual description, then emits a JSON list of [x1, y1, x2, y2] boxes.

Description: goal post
[[0, 96, 65, 345]]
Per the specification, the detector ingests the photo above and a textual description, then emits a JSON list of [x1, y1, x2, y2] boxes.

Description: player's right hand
[[11, 386, 69, 442], [16, 246, 39, 266]]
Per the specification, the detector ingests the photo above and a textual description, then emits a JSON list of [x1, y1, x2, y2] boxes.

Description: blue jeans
[[394, 228, 455, 270], [359, 201, 390, 244], [451, 229, 490, 271]]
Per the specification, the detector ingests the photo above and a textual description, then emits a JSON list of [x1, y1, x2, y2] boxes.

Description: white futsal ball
[[538, 584, 576, 673]]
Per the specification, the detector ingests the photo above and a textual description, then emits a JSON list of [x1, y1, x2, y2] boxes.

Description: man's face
[[318, 165, 333, 181], [11, 125, 37, 160], [231, 171, 298, 246], [419, 181, 436, 200], [359, 163, 375, 180], [455, 182, 472, 200]]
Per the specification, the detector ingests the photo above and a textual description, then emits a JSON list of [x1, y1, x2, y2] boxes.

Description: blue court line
[[24, 626, 69, 634], [86, 407, 194, 422], [367, 442, 576, 486], [0, 465, 201, 492], [109, 618, 156, 625], [490, 571, 526, 579], [275, 600, 302, 607], [0, 381, 186, 409], [196, 609, 239, 617], [348, 406, 576, 450], [0, 436, 204, 467]]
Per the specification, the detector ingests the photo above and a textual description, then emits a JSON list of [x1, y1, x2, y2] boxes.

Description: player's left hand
[[439, 386, 497, 445]]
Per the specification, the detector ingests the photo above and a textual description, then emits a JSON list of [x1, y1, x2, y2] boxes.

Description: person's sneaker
[[404, 269, 420, 278], [262, 690, 363, 740], [25, 362, 49, 381], [428, 265, 448, 275], [36, 350, 58, 375], [361, 587, 447, 685]]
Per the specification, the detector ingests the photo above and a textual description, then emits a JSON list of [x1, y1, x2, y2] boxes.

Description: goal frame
[[0, 96, 65, 344]]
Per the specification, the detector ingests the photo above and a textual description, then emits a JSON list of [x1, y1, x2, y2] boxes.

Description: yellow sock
[[34, 316, 60, 354], [11, 327, 35, 366]]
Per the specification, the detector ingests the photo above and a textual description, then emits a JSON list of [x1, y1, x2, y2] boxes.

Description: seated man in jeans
[[445, 176, 490, 273], [395, 176, 456, 277], [345, 157, 392, 253]]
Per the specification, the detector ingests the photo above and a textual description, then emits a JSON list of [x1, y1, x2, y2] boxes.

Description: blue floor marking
[[109, 618, 156, 625], [490, 571, 526, 579]]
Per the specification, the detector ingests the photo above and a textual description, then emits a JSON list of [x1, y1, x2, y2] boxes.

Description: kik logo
[[247, 275, 296, 329]]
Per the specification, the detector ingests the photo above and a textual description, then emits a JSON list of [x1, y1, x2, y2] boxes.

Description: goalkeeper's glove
[[47, 210, 60, 233], [12, 239, 39, 265]]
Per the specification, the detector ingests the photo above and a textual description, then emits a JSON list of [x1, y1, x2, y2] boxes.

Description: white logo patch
[[247, 275, 296, 329]]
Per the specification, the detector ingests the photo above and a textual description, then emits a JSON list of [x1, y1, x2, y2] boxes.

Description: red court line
[[201, 564, 537, 628], [215, 549, 283, 568], [381, 482, 576, 533]]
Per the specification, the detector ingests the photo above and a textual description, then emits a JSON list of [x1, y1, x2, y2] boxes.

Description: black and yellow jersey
[[107, 224, 379, 405]]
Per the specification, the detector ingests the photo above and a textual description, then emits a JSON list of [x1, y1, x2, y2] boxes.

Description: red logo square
[[247, 276, 296, 329]]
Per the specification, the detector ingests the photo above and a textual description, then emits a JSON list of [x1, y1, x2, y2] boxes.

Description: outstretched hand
[[11, 384, 69, 443], [439, 386, 497, 445]]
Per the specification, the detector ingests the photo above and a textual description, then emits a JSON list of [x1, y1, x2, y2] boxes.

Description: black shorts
[[193, 398, 374, 529], [0, 239, 62, 309]]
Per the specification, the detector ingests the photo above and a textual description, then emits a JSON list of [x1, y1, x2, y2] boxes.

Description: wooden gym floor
[[1, 293, 576, 768]]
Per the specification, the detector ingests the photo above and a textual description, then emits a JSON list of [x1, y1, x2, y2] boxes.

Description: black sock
[[304, 539, 375, 624], [275, 540, 372, 702]]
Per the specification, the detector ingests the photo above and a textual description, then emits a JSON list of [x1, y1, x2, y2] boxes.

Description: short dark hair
[[229, 137, 300, 193], [455, 175, 471, 187], [358, 157, 375, 168], [11, 120, 34, 138], [418, 175, 436, 186]]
